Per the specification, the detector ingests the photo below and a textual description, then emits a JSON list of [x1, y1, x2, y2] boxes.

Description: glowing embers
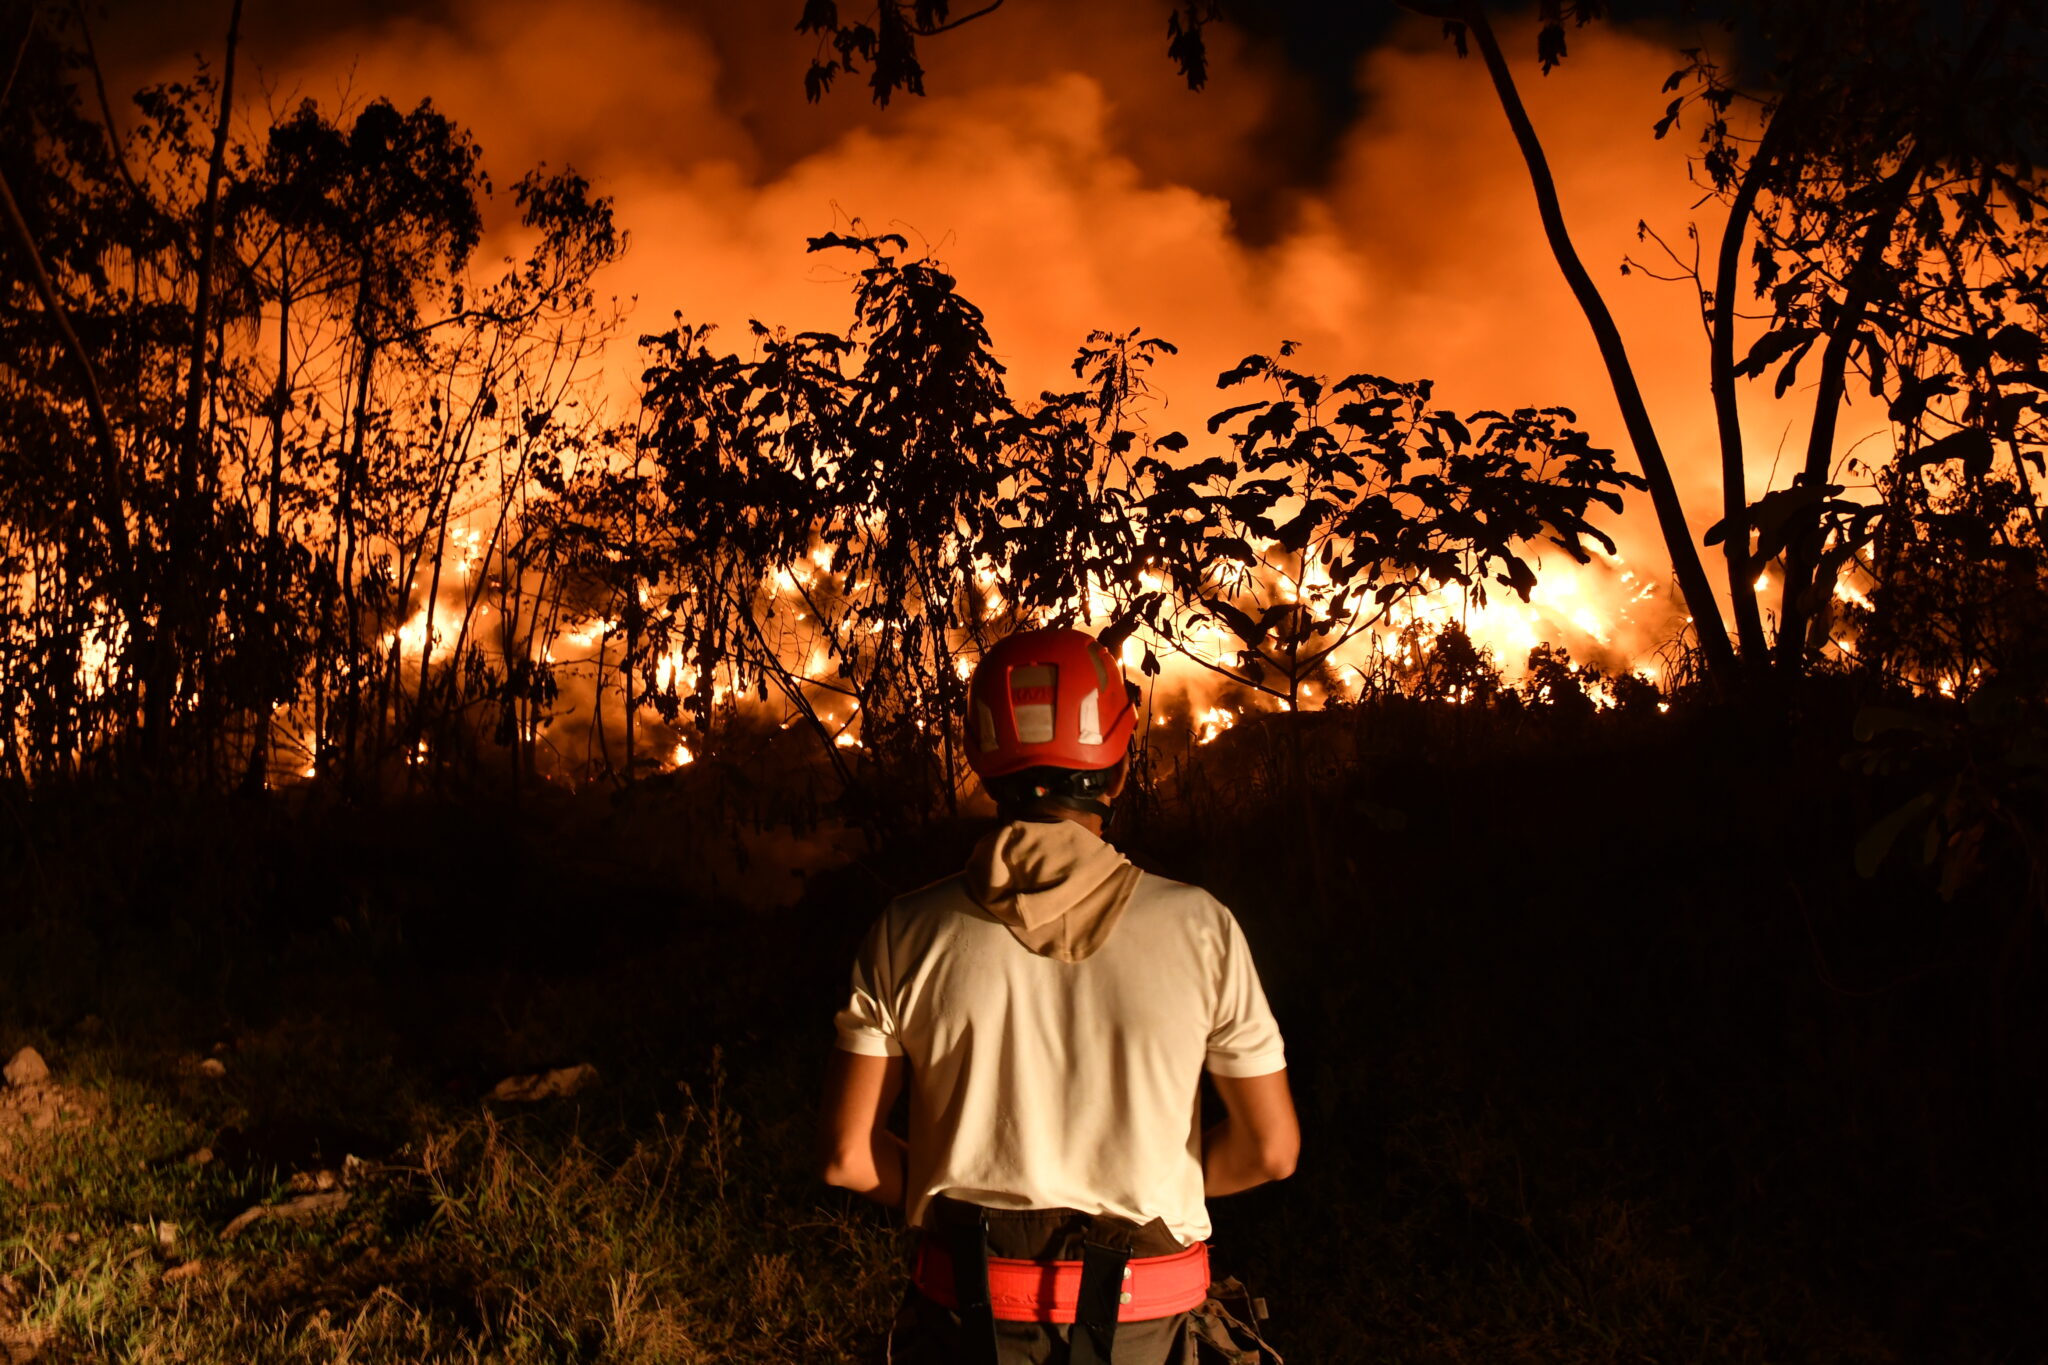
[[973, 563, 1006, 622], [652, 649, 692, 694], [386, 600, 467, 656], [452, 527, 487, 580], [1195, 706, 1237, 745], [556, 618, 618, 650], [73, 607, 130, 702], [651, 648, 751, 707], [1522, 568, 1612, 646]]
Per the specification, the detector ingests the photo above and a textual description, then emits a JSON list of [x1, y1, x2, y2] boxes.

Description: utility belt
[[912, 1196, 1256, 1365], [913, 1225, 1211, 1323]]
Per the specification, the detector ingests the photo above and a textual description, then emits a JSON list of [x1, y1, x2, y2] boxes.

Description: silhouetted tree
[[1125, 347, 1639, 710], [793, 0, 2048, 697], [0, 6, 619, 790], [1671, 0, 2042, 677], [604, 227, 1637, 821]]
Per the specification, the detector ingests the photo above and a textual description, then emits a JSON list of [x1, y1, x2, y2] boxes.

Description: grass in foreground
[[1, 1044, 899, 1364]]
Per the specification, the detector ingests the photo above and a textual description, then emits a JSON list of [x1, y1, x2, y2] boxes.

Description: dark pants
[[887, 1199, 1194, 1365]]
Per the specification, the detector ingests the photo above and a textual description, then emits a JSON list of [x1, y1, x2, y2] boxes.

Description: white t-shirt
[[833, 869, 1287, 1246]]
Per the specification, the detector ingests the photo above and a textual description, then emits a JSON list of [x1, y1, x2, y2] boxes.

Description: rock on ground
[[0, 1324, 54, 1365], [220, 1191, 351, 1240], [0, 1054, 93, 1185], [487, 1063, 599, 1103], [1, 1049, 47, 1089], [0, 1280, 49, 1365]]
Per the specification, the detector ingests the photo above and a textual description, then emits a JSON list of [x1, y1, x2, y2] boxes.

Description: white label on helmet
[[1076, 688, 1102, 746], [1009, 665, 1056, 744]]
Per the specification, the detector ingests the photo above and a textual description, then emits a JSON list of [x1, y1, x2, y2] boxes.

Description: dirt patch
[[0, 1069, 100, 1188], [0, 1324, 53, 1365], [0, 1273, 52, 1364]]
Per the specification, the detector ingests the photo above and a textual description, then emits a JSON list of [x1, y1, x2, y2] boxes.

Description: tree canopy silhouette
[[794, 0, 2048, 696]]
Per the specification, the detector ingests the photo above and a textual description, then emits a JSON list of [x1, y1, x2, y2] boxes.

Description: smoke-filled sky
[[92, 0, 1879, 665]]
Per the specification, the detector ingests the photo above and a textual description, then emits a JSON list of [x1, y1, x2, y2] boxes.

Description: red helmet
[[965, 627, 1136, 779]]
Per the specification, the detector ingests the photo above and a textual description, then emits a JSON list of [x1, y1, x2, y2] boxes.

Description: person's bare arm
[[1202, 1068, 1300, 1196], [819, 1049, 908, 1205]]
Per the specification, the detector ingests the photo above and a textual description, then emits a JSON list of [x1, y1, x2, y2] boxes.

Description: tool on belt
[[913, 1207, 1211, 1364]]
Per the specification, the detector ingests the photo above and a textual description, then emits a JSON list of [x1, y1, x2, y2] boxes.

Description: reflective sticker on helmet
[[975, 700, 999, 752], [1009, 665, 1056, 744], [1077, 688, 1103, 746]]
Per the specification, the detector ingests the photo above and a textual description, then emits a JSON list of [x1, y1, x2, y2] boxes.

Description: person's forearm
[[1202, 1117, 1295, 1196], [866, 1130, 907, 1206], [826, 1130, 908, 1206]]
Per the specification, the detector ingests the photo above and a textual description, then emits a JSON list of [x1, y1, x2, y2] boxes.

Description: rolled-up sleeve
[[833, 912, 904, 1057], [1206, 911, 1287, 1077]]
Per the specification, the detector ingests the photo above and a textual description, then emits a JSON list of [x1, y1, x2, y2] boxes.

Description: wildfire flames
[[25, 2, 1970, 786]]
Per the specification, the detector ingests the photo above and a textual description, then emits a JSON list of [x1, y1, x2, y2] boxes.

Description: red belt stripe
[[912, 1234, 1210, 1323]]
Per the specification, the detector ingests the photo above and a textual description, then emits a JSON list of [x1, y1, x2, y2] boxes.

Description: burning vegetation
[[0, 2, 2043, 818]]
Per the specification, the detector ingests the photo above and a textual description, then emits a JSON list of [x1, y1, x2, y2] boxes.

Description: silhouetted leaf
[[1735, 326, 1816, 380], [1855, 790, 1937, 878], [1206, 401, 1268, 435], [1217, 355, 1267, 388], [1889, 372, 1959, 423], [1907, 428, 1993, 475]]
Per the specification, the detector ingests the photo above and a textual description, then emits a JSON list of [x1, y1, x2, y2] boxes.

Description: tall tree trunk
[[1708, 103, 1795, 668], [436, 405, 529, 732], [155, 0, 242, 771], [71, 0, 167, 243], [0, 165, 137, 636], [243, 263, 294, 792], [1769, 174, 1913, 672], [176, 0, 241, 506], [1773, 0, 2013, 670], [625, 443, 641, 783], [336, 313, 378, 788], [408, 422, 474, 780], [1458, 6, 1736, 685]]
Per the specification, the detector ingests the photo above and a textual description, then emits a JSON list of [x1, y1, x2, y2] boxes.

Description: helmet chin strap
[[1025, 793, 1114, 822]]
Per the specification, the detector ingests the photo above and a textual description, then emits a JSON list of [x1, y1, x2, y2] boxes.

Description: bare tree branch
[[70, 0, 154, 219], [914, 0, 1004, 36], [0, 159, 134, 583]]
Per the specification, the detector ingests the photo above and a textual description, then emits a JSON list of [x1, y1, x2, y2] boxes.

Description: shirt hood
[[964, 818, 1143, 963]]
